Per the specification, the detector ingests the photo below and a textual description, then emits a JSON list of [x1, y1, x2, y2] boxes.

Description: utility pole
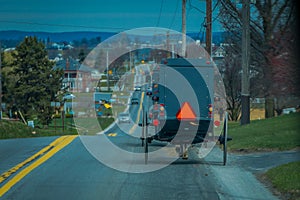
[[129, 50, 132, 73], [241, 0, 250, 125], [182, 0, 186, 58], [166, 31, 170, 58], [106, 50, 110, 91], [206, 0, 212, 56]]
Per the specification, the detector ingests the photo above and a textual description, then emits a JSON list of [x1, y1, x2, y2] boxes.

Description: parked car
[[118, 112, 130, 123], [134, 86, 141, 91], [63, 94, 75, 100], [282, 107, 296, 114], [146, 88, 152, 96], [131, 98, 139, 105]]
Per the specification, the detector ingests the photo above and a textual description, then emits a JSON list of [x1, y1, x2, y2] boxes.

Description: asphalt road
[[1, 136, 218, 200], [2, 131, 298, 199]]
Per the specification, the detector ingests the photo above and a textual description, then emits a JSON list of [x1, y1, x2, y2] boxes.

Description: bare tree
[[218, 0, 297, 118], [222, 49, 242, 121]]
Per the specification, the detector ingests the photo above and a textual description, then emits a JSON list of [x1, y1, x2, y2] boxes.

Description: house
[[212, 43, 227, 59], [53, 58, 99, 92], [94, 92, 112, 103]]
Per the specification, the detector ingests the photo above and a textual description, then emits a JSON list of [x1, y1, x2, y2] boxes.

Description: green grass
[[0, 116, 115, 139], [98, 117, 115, 130], [0, 119, 77, 139], [0, 120, 35, 139], [264, 161, 300, 200], [228, 112, 300, 151]]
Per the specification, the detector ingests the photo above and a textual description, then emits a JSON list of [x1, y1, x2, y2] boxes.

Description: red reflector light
[[176, 102, 196, 120], [149, 113, 153, 118], [152, 96, 159, 101], [153, 119, 159, 126], [214, 120, 220, 127]]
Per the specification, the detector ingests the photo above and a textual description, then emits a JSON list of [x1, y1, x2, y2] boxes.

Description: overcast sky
[[0, 0, 223, 33]]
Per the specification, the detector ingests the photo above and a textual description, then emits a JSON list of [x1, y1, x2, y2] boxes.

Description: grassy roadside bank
[[228, 112, 300, 200], [0, 117, 115, 139], [0, 119, 77, 139], [228, 112, 300, 152], [263, 161, 300, 200]]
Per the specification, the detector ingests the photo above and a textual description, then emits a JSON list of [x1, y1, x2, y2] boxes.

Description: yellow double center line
[[0, 135, 77, 197], [129, 92, 144, 134]]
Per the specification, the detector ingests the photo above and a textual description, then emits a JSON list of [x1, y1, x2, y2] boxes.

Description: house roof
[[94, 92, 112, 102], [53, 58, 94, 72]]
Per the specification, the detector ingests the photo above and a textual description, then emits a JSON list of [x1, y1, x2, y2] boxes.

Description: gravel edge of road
[[197, 147, 280, 200]]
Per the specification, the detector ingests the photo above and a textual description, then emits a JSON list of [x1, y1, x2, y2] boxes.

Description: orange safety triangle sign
[[176, 102, 196, 120]]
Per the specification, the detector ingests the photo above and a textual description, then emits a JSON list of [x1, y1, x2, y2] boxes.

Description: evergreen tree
[[78, 49, 86, 64], [1, 50, 18, 118], [11, 36, 64, 125]]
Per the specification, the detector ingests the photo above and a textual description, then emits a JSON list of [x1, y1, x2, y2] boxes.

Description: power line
[[187, 0, 205, 14], [196, 17, 206, 42], [156, 0, 164, 27], [0, 20, 126, 31], [212, 0, 220, 13], [186, 0, 221, 24], [169, 0, 180, 29], [211, 0, 222, 23]]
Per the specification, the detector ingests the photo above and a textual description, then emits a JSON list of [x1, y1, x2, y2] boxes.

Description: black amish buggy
[[139, 58, 230, 165]]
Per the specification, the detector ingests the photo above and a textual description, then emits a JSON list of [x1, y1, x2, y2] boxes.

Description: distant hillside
[[0, 30, 116, 45], [0, 30, 226, 48]]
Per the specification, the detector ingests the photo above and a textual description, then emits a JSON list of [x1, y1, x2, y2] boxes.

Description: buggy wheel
[[142, 108, 149, 164], [141, 107, 145, 147], [223, 112, 228, 166], [223, 133, 227, 166], [144, 137, 148, 164], [141, 138, 144, 147]]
